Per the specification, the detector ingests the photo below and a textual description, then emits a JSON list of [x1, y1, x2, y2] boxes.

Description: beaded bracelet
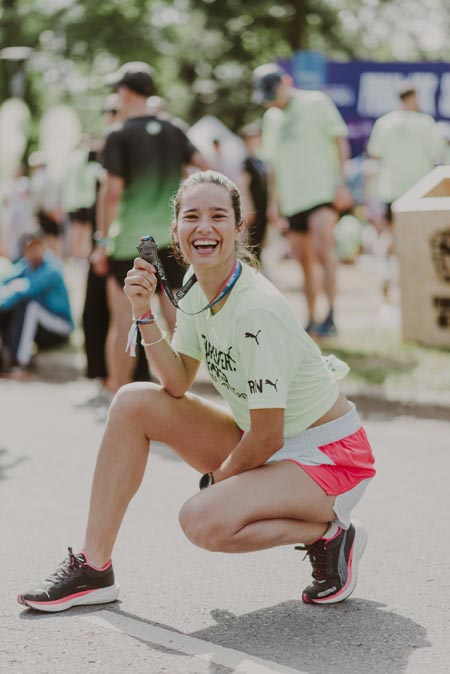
[[141, 331, 167, 347]]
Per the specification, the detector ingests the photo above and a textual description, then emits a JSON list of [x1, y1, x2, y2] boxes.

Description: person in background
[[0, 164, 34, 261], [79, 96, 122, 406], [367, 82, 443, 298], [0, 232, 73, 379], [91, 61, 209, 394], [62, 138, 103, 260], [238, 121, 269, 262], [252, 63, 353, 338], [28, 152, 64, 257]]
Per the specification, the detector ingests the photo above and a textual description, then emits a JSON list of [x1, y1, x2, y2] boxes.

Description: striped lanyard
[[137, 235, 242, 315]]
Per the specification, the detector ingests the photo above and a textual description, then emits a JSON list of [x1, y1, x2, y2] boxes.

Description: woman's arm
[[212, 408, 285, 482], [124, 257, 199, 397]]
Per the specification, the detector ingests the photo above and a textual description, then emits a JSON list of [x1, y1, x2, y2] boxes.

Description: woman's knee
[[179, 495, 230, 552], [108, 382, 161, 425]]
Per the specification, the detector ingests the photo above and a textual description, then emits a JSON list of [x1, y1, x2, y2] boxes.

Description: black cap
[[106, 61, 155, 97], [252, 63, 285, 104]]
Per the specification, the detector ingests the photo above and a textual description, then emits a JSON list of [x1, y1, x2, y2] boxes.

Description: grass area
[[322, 328, 450, 400]]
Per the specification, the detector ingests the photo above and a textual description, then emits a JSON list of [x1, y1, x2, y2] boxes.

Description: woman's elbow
[[161, 383, 188, 399]]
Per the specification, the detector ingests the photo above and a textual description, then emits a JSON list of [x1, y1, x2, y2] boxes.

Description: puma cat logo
[[244, 330, 261, 345], [265, 378, 278, 392]]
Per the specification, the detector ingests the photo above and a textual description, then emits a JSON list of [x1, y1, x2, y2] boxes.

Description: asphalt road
[[1, 378, 449, 674]]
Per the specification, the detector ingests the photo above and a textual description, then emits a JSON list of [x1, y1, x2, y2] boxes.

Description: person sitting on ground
[[0, 232, 73, 378], [17, 171, 375, 612]]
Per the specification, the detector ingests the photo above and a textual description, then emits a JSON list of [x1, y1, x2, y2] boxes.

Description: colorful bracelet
[[126, 311, 156, 357], [132, 310, 155, 325]]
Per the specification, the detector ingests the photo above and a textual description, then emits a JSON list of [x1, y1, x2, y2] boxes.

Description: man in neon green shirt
[[252, 63, 352, 337], [368, 82, 442, 297]]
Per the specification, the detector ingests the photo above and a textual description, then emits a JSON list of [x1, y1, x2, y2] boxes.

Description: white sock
[[322, 521, 341, 540]]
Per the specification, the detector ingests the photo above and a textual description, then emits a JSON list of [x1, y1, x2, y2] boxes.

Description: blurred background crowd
[[1, 0, 450, 395]]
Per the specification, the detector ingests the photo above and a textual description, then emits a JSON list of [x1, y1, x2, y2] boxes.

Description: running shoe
[[296, 520, 367, 604], [314, 314, 337, 338], [17, 547, 119, 612]]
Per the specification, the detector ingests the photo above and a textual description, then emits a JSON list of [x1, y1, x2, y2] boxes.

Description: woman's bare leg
[[83, 383, 241, 566], [179, 461, 336, 552]]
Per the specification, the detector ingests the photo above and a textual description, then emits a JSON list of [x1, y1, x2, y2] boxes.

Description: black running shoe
[[17, 547, 119, 612], [296, 520, 367, 605]]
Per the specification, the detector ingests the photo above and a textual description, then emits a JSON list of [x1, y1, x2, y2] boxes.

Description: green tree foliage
[[1, 0, 450, 133]]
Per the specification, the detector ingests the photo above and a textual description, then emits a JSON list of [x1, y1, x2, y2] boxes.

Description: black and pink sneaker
[[296, 520, 367, 605], [17, 547, 119, 612]]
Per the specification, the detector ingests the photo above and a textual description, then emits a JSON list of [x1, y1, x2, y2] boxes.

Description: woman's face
[[175, 183, 241, 269]]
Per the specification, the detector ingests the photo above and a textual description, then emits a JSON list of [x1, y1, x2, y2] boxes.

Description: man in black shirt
[[92, 62, 208, 393]]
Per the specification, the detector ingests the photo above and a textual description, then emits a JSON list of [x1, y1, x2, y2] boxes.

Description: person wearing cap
[[252, 63, 352, 337], [92, 61, 209, 394], [0, 232, 73, 378], [367, 83, 442, 297]]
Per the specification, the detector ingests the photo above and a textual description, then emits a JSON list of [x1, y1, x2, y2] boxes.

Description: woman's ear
[[236, 219, 245, 240], [171, 221, 178, 243]]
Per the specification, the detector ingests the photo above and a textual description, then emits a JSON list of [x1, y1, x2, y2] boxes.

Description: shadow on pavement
[[194, 599, 430, 674], [19, 598, 429, 674], [0, 447, 28, 481]]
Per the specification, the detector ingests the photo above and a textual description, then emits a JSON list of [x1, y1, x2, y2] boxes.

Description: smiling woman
[[171, 170, 258, 271], [18, 171, 375, 613]]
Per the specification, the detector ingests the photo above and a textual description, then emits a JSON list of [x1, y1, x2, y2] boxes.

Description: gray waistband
[[284, 402, 360, 450]]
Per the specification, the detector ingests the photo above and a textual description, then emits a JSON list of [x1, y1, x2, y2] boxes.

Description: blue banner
[[284, 54, 450, 156]]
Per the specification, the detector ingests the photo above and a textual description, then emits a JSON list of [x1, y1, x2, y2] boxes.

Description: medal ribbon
[[137, 235, 242, 315]]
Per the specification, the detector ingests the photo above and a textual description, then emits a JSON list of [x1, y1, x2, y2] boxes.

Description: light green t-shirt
[[367, 110, 442, 203], [62, 147, 102, 212], [172, 264, 339, 436], [262, 90, 348, 216]]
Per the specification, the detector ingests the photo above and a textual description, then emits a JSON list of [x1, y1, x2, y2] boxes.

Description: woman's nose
[[196, 217, 213, 232]]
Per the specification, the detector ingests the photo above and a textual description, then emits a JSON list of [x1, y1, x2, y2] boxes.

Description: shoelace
[[46, 547, 84, 583], [295, 541, 330, 581]]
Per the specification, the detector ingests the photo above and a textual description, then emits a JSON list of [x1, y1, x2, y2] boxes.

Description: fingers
[[133, 256, 156, 273], [124, 269, 157, 294]]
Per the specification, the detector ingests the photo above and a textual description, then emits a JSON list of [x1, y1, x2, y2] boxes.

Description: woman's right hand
[[123, 257, 158, 318]]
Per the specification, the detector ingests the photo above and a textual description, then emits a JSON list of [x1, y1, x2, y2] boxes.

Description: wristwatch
[[199, 472, 214, 490]]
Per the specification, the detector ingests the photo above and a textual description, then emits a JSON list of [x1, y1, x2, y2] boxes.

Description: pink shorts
[[265, 403, 376, 528]]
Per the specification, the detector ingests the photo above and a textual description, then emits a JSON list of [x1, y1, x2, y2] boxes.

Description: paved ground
[[1, 378, 450, 674]]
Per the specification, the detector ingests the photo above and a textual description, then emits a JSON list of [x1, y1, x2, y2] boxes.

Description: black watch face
[[199, 473, 213, 490]]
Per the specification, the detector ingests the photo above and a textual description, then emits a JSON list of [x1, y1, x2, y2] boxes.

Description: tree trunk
[[289, 0, 309, 52]]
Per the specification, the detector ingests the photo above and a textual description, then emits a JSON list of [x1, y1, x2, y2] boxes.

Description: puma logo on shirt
[[265, 378, 278, 392], [248, 378, 279, 394], [244, 330, 261, 345]]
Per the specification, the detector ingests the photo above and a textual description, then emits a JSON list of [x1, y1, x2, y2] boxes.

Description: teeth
[[193, 240, 218, 247]]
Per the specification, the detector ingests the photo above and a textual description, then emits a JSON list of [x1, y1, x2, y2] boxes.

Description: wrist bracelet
[[141, 331, 167, 347], [133, 310, 155, 325], [125, 311, 156, 357], [93, 232, 110, 246]]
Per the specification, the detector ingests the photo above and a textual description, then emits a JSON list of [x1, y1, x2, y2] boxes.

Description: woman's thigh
[[118, 383, 242, 473], [181, 459, 336, 532]]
